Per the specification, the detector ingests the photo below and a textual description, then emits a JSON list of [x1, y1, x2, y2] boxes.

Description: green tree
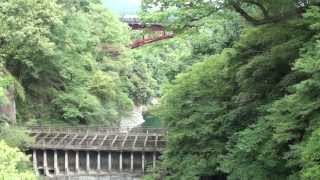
[[143, 0, 320, 179], [0, 0, 155, 125], [134, 10, 241, 97], [0, 140, 36, 179]]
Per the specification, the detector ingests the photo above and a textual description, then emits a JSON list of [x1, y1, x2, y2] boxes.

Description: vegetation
[[0, 140, 36, 179], [1, 0, 320, 179], [0, 0, 155, 126], [0, 0, 153, 177], [141, 0, 320, 179]]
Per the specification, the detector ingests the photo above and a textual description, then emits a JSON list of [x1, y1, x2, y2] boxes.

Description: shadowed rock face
[[0, 86, 16, 123]]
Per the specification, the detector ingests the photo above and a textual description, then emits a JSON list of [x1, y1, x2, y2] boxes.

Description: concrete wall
[[43, 175, 141, 180]]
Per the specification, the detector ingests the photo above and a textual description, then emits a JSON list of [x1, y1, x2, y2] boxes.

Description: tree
[[0, 0, 156, 125], [143, 0, 320, 179], [0, 140, 36, 179], [142, 0, 319, 27], [134, 10, 241, 97]]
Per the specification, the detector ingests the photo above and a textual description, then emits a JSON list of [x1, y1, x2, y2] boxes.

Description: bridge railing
[[27, 126, 167, 136]]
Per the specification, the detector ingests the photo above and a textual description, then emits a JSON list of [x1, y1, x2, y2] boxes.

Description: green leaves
[[149, 3, 320, 178], [0, 0, 155, 125], [54, 88, 105, 124], [302, 128, 320, 179], [0, 140, 36, 179]]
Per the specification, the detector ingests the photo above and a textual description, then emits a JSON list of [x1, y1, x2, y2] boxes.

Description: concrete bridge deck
[[27, 126, 167, 178]]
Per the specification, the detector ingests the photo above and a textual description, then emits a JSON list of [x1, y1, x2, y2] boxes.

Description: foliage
[[142, 0, 319, 27], [0, 0, 155, 125], [132, 38, 190, 96], [0, 126, 34, 149], [141, 0, 320, 179], [223, 7, 320, 180], [3, 0, 320, 179], [0, 140, 36, 179], [302, 128, 320, 179], [134, 10, 241, 97], [0, 67, 11, 106]]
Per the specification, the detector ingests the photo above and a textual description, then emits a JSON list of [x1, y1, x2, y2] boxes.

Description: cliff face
[[0, 85, 16, 123]]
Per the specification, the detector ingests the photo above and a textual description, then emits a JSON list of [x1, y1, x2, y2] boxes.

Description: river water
[[120, 104, 162, 129], [141, 113, 162, 128], [120, 105, 146, 130]]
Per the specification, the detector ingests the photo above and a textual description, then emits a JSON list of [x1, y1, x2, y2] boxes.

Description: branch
[[231, 1, 310, 26], [231, 2, 263, 25], [243, 0, 269, 18], [178, 9, 216, 30]]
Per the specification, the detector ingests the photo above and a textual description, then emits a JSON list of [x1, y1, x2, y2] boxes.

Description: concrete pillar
[[97, 151, 101, 172], [108, 152, 112, 171], [43, 150, 49, 176], [75, 151, 80, 173], [119, 152, 123, 172], [130, 152, 134, 172], [65, 151, 69, 175], [153, 152, 156, 169], [33, 150, 39, 176], [142, 152, 145, 172], [86, 151, 90, 172], [54, 150, 59, 175]]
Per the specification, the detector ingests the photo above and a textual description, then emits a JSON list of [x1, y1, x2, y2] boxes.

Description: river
[[120, 103, 162, 130]]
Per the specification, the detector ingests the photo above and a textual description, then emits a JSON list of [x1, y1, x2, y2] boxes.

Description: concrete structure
[[27, 126, 167, 179]]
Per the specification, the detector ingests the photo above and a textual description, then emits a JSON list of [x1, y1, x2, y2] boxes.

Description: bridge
[[121, 16, 174, 49], [27, 126, 167, 179]]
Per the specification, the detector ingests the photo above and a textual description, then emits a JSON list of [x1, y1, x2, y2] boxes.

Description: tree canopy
[[0, 0, 155, 125], [2, 0, 320, 179], [0, 140, 36, 179], [141, 0, 320, 179]]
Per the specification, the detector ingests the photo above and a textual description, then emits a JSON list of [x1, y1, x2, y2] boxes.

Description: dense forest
[[1, 0, 320, 179], [142, 0, 320, 179]]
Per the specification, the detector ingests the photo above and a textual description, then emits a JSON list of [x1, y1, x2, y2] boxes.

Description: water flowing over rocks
[[119, 105, 147, 131]]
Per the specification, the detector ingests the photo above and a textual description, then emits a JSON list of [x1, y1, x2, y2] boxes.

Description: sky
[[102, 0, 141, 15]]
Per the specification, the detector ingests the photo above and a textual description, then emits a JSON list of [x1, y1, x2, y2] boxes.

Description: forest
[[1, 0, 320, 179]]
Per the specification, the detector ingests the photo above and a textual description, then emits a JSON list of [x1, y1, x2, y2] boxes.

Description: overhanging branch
[[243, 0, 269, 18], [231, 2, 264, 25], [231, 0, 314, 26]]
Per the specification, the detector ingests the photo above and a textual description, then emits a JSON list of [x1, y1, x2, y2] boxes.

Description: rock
[[0, 85, 16, 124]]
